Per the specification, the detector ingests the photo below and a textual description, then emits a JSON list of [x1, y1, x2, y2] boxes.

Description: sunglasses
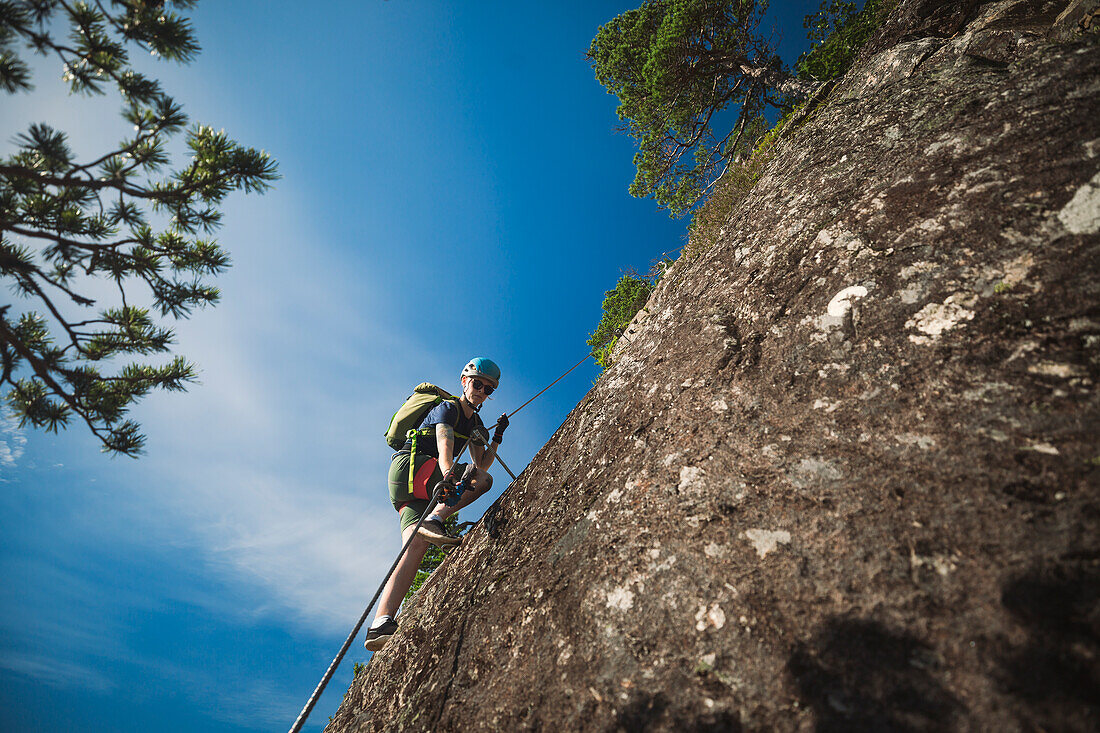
[[470, 378, 495, 396]]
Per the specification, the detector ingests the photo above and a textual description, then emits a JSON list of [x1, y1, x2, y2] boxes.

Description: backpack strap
[[408, 427, 434, 501]]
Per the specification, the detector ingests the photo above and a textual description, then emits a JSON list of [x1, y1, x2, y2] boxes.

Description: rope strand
[[504, 351, 591, 421], [287, 474, 452, 733]]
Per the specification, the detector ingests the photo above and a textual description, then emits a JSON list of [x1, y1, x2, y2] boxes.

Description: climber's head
[[461, 357, 499, 407]]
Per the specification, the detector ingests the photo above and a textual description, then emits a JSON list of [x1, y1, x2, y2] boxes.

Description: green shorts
[[388, 451, 444, 531]]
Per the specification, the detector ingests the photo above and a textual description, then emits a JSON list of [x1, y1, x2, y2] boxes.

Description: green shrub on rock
[[588, 274, 655, 369], [797, 0, 890, 82], [686, 0, 890, 256]]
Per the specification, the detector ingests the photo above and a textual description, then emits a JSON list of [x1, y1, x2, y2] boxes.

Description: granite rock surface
[[327, 1, 1100, 730]]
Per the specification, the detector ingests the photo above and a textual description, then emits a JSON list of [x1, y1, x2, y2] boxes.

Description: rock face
[[328, 1, 1099, 730]]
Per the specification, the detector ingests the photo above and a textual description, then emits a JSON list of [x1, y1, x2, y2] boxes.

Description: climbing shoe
[[364, 618, 398, 651], [417, 519, 462, 547]]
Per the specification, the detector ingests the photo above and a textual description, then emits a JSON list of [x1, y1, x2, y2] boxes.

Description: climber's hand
[[492, 413, 509, 444], [470, 426, 491, 447], [446, 463, 466, 482], [436, 476, 464, 507], [443, 480, 464, 506]]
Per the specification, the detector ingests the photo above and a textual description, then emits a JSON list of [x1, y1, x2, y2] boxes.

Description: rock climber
[[364, 357, 509, 651]]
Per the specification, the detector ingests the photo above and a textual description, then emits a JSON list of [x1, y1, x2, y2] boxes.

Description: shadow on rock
[[998, 562, 1100, 730], [614, 691, 742, 733], [788, 617, 963, 732]]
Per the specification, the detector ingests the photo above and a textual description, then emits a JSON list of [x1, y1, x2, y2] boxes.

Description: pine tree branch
[[15, 272, 89, 357], [0, 311, 145, 456], [0, 309, 77, 408], [74, 128, 170, 177], [33, 266, 97, 308], [4, 225, 139, 253], [0, 165, 166, 200], [692, 103, 751, 203]]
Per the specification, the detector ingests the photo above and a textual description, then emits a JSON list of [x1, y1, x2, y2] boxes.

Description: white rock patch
[[818, 362, 851, 376], [742, 529, 792, 558], [910, 550, 958, 577], [897, 433, 937, 450], [827, 285, 869, 318], [899, 283, 925, 304], [906, 293, 976, 344], [790, 458, 843, 486], [695, 603, 727, 631], [1058, 171, 1100, 234], [899, 261, 936, 280], [1027, 361, 1086, 378], [1000, 252, 1035, 288], [812, 312, 845, 335], [679, 466, 706, 493], [607, 586, 635, 611]]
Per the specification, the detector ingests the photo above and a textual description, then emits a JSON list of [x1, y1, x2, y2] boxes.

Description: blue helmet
[[462, 357, 501, 386]]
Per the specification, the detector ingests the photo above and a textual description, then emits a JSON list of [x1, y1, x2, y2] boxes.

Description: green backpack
[[384, 383, 459, 450]]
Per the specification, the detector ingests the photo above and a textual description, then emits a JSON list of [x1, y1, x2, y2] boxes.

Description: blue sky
[[1, 2, 820, 731]]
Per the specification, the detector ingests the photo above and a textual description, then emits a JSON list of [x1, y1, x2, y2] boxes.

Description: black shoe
[[417, 519, 462, 547], [364, 618, 398, 651]]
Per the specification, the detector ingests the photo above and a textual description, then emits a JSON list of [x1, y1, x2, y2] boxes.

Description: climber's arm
[[436, 422, 455, 476], [472, 440, 497, 471]]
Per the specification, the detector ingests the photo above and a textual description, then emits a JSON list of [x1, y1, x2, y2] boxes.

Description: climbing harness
[[288, 350, 593, 733], [403, 424, 470, 511]]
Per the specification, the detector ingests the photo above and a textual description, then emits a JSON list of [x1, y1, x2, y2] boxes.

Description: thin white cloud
[[0, 415, 27, 471], [124, 643, 309, 731], [0, 652, 116, 693], [214, 682, 302, 730], [159, 465, 400, 633]]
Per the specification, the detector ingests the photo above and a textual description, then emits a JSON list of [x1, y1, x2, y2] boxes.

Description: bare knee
[[403, 525, 430, 554], [408, 533, 431, 556]]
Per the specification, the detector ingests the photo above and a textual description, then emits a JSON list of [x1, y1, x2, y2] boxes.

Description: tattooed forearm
[[436, 422, 455, 472]]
